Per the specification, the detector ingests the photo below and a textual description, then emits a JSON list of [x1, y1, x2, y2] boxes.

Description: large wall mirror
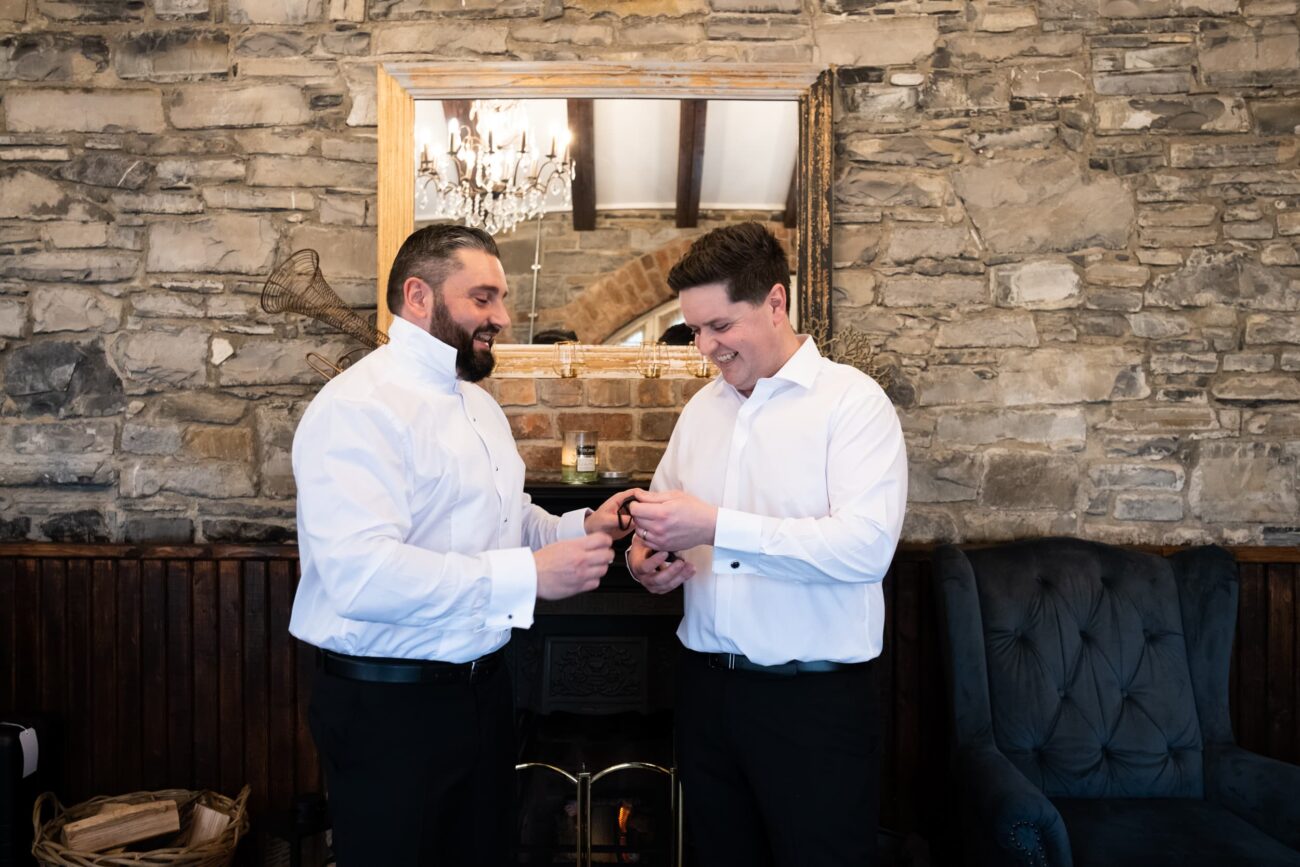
[[377, 62, 833, 378]]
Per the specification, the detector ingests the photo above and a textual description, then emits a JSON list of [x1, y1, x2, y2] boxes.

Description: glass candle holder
[[561, 430, 598, 484], [636, 341, 664, 379], [552, 341, 583, 378]]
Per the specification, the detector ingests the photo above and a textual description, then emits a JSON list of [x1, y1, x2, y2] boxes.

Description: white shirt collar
[[724, 333, 822, 399], [386, 316, 460, 389]]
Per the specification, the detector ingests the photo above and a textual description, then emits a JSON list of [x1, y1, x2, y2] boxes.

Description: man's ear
[[767, 283, 788, 319], [403, 276, 432, 319]]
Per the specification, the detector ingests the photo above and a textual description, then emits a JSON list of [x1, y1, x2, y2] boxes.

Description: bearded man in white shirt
[[289, 225, 637, 866], [627, 222, 908, 867]]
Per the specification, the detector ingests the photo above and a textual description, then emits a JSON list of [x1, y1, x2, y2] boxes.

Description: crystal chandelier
[[417, 99, 574, 235]]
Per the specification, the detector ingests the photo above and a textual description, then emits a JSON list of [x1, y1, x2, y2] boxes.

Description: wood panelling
[[0, 545, 317, 839], [1, 543, 1297, 848]]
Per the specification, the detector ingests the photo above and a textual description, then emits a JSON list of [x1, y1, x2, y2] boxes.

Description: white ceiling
[[414, 98, 799, 224]]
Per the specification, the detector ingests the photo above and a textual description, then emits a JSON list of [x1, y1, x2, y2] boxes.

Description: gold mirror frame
[[377, 61, 833, 378]]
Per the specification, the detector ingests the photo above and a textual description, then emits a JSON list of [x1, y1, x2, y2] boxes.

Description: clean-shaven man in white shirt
[[290, 225, 637, 866], [627, 222, 908, 867]]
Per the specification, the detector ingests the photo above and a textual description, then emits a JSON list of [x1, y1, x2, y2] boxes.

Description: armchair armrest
[[1205, 743, 1300, 850], [957, 744, 1073, 867]]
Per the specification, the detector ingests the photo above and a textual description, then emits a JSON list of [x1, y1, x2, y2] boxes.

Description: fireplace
[[509, 483, 683, 865]]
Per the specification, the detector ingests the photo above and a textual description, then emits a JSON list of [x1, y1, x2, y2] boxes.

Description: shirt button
[[507, 614, 513, 620], [730, 561, 740, 569]]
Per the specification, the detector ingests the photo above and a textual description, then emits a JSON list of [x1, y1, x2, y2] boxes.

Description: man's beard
[[429, 297, 497, 382]]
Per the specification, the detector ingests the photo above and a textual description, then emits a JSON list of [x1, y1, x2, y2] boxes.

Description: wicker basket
[[31, 786, 250, 867]]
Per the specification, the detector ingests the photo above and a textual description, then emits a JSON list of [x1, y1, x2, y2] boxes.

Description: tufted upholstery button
[[1058, 689, 1067, 699], [1079, 630, 1088, 641], [1121, 690, 1129, 699]]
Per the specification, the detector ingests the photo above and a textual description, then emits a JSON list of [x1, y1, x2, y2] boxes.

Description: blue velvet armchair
[[933, 538, 1300, 867]]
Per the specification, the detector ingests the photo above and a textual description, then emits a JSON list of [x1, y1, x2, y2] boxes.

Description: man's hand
[[584, 488, 645, 540], [534, 533, 615, 600], [627, 534, 695, 595], [626, 490, 718, 553]]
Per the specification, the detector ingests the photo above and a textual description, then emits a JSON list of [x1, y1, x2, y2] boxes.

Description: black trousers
[[307, 660, 515, 867], [675, 651, 881, 867]]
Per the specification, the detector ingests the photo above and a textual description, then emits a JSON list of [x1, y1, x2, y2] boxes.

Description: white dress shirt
[[652, 335, 908, 665], [289, 316, 588, 663]]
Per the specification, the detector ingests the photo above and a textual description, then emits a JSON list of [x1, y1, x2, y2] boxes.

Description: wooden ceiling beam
[[783, 163, 798, 229], [567, 98, 596, 231], [675, 99, 707, 229]]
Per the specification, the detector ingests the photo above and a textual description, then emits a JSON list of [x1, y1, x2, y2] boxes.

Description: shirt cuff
[[557, 507, 590, 541], [482, 547, 537, 631], [714, 507, 765, 553]]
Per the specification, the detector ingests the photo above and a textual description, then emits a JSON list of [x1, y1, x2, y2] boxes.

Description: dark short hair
[[387, 224, 500, 315], [666, 222, 790, 310]]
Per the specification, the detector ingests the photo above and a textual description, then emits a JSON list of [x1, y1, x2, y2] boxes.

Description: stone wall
[[1, 0, 1297, 545]]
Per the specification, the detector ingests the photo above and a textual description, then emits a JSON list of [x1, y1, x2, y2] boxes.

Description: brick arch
[[537, 223, 796, 344]]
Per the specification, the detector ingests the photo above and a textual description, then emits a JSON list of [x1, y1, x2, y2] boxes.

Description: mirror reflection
[[413, 98, 799, 347]]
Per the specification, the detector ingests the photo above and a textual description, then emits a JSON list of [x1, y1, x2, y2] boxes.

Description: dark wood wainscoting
[[1, 543, 1298, 846]]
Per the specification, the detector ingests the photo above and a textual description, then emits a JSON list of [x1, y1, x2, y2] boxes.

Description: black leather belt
[[687, 648, 870, 676], [320, 647, 503, 684]]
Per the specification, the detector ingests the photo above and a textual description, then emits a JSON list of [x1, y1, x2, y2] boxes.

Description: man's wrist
[[623, 547, 642, 584]]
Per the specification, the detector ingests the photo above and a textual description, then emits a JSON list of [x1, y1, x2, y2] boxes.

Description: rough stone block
[[3, 340, 125, 416], [1211, 374, 1300, 402], [982, 452, 1078, 510], [32, 287, 122, 333], [813, 16, 938, 68], [1089, 463, 1184, 490], [993, 261, 1082, 309], [40, 510, 109, 543], [246, 155, 374, 190], [1223, 352, 1274, 372], [0, 34, 109, 81], [1138, 203, 1218, 227], [0, 296, 27, 337], [1094, 95, 1250, 134], [881, 276, 987, 308], [6, 250, 138, 283], [1114, 493, 1183, 521], [998, 347, 1147, 406], [1189, 442, 1298, 522], [1148, 249, 1298, 310], [374, 23, 507, 55], [934, 311, 1038, 348], [1011, 61, 1087, 99], [909, 453, 981, 503], [114, 30, 229, 80], [953, 156, 1134, 254], [837, 167, 952, 210], [201, 187, 315, 211], [0, 168, 110, 221], [937, 408, 1086, 449], [1245, 313, 1300, 344], [121, 421, 185, 454], [111, 327, 208, 391], [1199, 20, 1300, 88], [168, 83, 312, 128], [1094, 70, 1192, 95], [286, 225, 375, 279], [38, 0, 142, 20], [146, 215, 277, 275], [884, 224, 975, 264], [228, 0, 322, 23], [4, 88, 164, 133], [217, 336, 352, 385], [1170, 139, 1298, 169], [123, 516, 194, 544]]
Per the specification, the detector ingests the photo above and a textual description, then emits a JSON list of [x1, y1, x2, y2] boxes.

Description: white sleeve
[[711, 391, 908, 585], [293, 397, 537, 631]]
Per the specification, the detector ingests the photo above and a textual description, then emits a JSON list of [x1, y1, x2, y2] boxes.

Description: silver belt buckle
[[726, 653, 737, 670]]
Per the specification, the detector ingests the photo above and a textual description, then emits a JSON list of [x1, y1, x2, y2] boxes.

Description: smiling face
[[401, 247, 510, 382], [679, 280, 798, 397]]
